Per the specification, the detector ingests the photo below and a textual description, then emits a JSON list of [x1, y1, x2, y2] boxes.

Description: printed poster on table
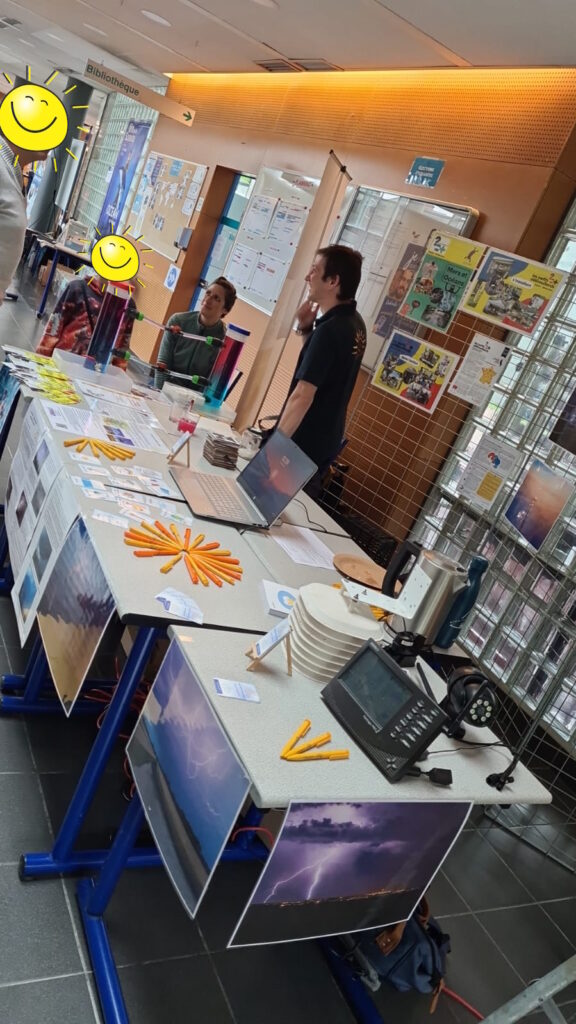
[[229, 801, 471, 947], [448, 333, 510, 406], [549, 385, 576, 456], [127, 640, 250, 918], [505, 460, 574, 551], [460, 248, 565, 336], [36, 518, 115, 716], [96, 119, 151, 235], [11, 474, 80, 645], [372, 330, 458, 414], [373, 240, 427, 341], [401, 232, 485, 333], [0, 363, 19, 438], [458, 434, 522, 510]]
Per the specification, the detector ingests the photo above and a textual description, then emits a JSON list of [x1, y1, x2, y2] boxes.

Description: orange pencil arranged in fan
[[160, 553, 183, 573]]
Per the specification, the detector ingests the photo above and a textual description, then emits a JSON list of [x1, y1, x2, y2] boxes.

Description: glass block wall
[[411, 199, 576, 751], [73, 91, 159, 236]]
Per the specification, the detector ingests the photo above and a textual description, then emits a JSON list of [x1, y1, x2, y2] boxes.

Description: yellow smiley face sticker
[[0, 83, 68, 151], [91, 234, 140, 283]]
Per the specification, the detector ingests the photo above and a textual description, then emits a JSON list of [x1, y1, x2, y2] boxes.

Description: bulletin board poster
[[373, 240, 427, 341], [96, 120, 151, 236], [127, 151, 207, 261], [460, 248, 566, 336], [401, 232, 486, 333], [223, 167, 319, 314], [372, 330, 458, 414]]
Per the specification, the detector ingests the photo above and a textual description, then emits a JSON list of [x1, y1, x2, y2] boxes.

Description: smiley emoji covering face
[[91, 234, 140, 283], [0, 83, 68, 152]]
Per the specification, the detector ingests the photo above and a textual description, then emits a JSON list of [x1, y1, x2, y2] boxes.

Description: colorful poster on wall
[[229, 801, 471, 947], [550, 386, 576, 456], [373, 240, 427, 341], [127, 151, 207, 261], [96, 120, 151, 235], [458, 434, 522, 510], [448, 333, 510, 406], [460, 248, 565, 336], [401, 232, 486, 333], [372, 330, 458, 414], [505, 460, 574, 550]]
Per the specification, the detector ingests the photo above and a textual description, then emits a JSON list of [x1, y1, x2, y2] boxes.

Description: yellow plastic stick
[[289, 733, 332, 756], [281, 720, 311, 758]]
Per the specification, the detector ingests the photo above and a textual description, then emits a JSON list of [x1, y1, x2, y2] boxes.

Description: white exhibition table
[[170, 625, 552, 808]]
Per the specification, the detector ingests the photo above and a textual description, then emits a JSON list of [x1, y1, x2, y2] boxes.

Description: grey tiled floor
[[1, 273, 576, 1023]]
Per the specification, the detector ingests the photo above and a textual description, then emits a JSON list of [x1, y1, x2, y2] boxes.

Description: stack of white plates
[[289, 583, 384, 683]]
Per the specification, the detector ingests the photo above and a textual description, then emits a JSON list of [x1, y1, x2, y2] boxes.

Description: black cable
[[293, 497, 325, 536], [426, 741, 506, 754]]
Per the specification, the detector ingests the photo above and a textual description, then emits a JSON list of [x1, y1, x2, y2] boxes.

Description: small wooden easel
[[167, 432, 192, 467], [245, 619, 292, 675]]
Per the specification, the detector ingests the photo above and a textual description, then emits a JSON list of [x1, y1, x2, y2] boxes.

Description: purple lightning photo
[[230, 800, 470, 947]]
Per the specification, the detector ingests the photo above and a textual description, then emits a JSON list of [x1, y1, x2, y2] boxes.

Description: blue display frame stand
[[76, 791, 386, 1024], [20, 625, 164, 879]]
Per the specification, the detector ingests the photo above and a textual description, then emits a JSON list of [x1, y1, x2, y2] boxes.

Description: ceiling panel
[[381, 0, 576, 66], [0, 0, 575, 88]]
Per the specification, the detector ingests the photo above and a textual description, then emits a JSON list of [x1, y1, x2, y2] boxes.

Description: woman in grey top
[[154, 277, 236, 390]]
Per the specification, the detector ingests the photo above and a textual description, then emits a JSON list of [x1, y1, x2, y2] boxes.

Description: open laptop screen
[[237, 431, 317, 524]]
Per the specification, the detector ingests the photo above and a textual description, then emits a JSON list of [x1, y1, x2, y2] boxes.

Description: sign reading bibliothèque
[[84, 61, 195, 128]]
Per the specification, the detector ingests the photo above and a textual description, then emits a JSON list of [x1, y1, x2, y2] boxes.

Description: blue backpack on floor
[[359, 899, 450, 996]]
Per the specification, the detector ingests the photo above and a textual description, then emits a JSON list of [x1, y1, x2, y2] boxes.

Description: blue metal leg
[[319, 940, 386, 1024], [21, 625, 161, 879], [77, 795, 145, 1024], [0, 523, 12, 595], [36, 250, 59, 317], [0, 633, 50, 710]]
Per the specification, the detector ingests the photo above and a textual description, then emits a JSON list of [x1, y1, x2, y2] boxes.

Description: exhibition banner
[[401, 232, 486, 333], [460, 248, 565, 336], [96, 119, 151, 236], [372, 330, 458, 414]]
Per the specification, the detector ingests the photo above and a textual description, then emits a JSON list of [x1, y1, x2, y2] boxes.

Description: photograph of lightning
[[127, 640, 250, 918], [230, 800, 471, 947]]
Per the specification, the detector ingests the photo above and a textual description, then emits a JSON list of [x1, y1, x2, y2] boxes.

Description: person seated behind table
[[36, 271, 137, 369], [154, 277, 236, 390]]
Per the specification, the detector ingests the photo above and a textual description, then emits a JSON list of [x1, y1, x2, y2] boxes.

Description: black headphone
[[441, 666, 498, 739]]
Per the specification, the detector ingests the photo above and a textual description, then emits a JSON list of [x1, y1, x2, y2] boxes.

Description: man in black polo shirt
[[277, 244, 366, 495]]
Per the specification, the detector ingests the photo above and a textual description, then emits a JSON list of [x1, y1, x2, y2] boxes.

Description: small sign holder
[[167, 432, 192, 467], [245, 618, 292, 675]]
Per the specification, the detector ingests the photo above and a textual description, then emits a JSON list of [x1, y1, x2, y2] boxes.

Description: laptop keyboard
[[199, 474, 248, 519]]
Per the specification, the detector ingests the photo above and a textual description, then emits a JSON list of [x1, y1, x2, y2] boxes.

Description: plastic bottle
[[433, 555, 489, 649], [204, 323, 250, 407]]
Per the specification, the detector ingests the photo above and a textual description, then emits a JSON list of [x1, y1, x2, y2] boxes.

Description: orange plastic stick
[[183, 528, 191, 548], [184, 554, 199, 584], [160, 553, 182, 573], [198, 564, 223, 587], [154, 520, 176, 542]]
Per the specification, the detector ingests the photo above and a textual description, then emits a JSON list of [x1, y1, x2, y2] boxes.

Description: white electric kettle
[[381, 541, 468, 644]]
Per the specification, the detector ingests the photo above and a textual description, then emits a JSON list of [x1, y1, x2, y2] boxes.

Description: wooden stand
[[245, 623, 292, 675], [167, 433, 192, 467]]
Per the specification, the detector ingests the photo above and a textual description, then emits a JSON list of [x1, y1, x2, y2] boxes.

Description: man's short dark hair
[[210, 276, 237, 314], [317, 244, 363, 301]]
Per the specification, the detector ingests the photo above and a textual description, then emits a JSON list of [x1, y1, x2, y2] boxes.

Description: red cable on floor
[[443, 986, 484, 1020]]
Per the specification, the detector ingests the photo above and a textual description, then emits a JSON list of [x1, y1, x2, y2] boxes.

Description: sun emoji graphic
[[78, 223, 154, 292], [0, 67, 90, 172]]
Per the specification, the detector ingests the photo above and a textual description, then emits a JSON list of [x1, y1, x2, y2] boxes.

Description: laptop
[[170, 430, 317, 529]]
